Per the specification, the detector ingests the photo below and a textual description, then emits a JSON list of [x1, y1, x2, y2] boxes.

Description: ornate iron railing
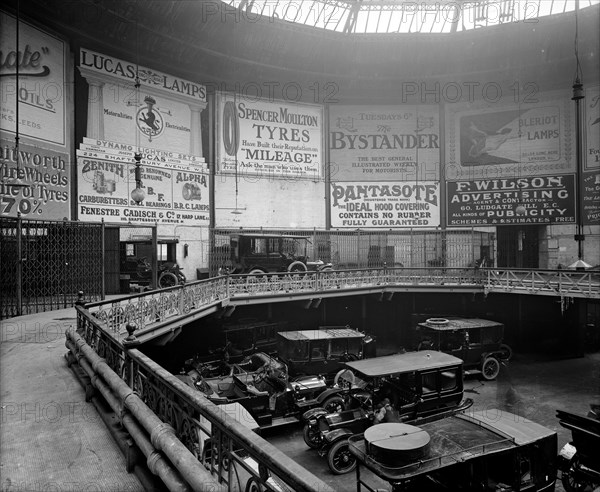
[[73, 266, 598, 490], [74, 307, 333, 491], [484, 268, 600, 298], [82, 267, 599, 341], [128, 348, 332, 492]]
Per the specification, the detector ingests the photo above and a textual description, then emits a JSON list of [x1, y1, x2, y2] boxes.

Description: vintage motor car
[[276, 326, 376, 380], [557, 405, 600, 492], [184, 318, 286, 368], [415, 317, 512, 380], [348, 410, 557, 491], [178, 351, 346, 429], [217, 233, 333, 275], [301, 351, 470, 474]]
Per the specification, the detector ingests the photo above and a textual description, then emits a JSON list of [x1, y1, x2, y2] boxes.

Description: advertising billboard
[[331, 181, 440, 228], [329, 105, 440, 181], [446, 175, 576, 226], [77, 140, 209, 226], [1, 11, 71, 220], [216, 93, 323, 179]]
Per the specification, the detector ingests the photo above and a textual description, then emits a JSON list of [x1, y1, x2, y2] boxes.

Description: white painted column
[[189, 104, 203, 157], [85, 76, 105, 139]]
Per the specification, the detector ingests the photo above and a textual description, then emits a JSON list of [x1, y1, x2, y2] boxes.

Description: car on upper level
[[217, 233, 333, 275], [414, 317, 512, 380], [276, 326, 376, 380], [301, 351, 470, 474]]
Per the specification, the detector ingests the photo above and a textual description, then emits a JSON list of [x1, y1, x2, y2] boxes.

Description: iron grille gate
[[209, 228, 495, 276], [0, 217, 103, 319]]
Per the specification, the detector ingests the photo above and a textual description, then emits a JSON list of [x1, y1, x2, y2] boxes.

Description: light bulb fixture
[[515, 204, 527, 216], [131, 152, 145, 204]]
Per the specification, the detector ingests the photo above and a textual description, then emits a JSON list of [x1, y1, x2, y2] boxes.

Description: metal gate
[[209, 228, 494, 276], [0, 217, 103, 319]]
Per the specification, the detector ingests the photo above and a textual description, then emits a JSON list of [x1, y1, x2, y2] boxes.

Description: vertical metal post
[[16, 213, 23, 316], [471, 226, 476, 266], [151, 224, 158, 289], [101, 219, 106, 300], [410, 228, 414, 267], [356, 229, 361, 268]]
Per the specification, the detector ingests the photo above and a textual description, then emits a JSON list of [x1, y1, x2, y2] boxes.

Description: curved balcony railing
[[83, 267, 599, 340], [73, 266, 598, 490]]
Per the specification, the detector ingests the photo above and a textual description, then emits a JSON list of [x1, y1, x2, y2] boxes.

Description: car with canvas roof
[[415, 317, 512, 380], [301, 351, 471, 474]]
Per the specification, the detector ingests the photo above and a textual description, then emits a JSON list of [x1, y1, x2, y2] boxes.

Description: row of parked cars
[[178, 317, 598, 491]]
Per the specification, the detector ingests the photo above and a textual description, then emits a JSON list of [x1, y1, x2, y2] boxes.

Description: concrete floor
[[1, 306, 598, 491], [262, 351, 600, 491]]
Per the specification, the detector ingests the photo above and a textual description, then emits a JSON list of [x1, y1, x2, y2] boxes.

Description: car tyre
[[322, 395, 345, 414], [562, 454, 588, 492], [158, 271, 178, 288], [481, 356, 500, 380], [334, 368, 356, 389], [288, 261, 307, 272], [303, 423, 321, 449], [499, 343, 513, 361], [327, 440, 356, 475]]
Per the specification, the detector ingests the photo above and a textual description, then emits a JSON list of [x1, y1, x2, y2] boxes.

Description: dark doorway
[[104, 227, 120, 294], [497, 226, 540, 268]]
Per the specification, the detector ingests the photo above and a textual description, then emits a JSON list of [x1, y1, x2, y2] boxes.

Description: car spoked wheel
[[562, 454, 590, 492], [327, 440, 356, 474], [287, 261, 307, 273], [322, 395, 345, 413], [303, 423, 322, 449], [481, 356, 500, 380], [158, 271, 178, 288]]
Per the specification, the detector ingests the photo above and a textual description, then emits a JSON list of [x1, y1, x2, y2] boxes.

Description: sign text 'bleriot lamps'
[[131, 152, 145, 204]]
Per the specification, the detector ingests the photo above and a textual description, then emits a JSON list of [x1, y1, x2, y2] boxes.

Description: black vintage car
[[557, 405, 600, 492], [217, 233, 333, 275], [349, 410, 557, 491], [276, 326, 375, 380], [302, 351, 470, 474], [415, 317, 512, 380]]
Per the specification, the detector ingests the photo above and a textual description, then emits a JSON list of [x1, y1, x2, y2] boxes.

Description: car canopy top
[[348, 409, 556, 481], [343, 351, 462, 378], [417, 317, 503, 331], [277, 328, 366, 341]]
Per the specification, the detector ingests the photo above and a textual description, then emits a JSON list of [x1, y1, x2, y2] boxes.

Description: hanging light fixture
[[130, 18, 144, 205], [5, 0, 30, 191]]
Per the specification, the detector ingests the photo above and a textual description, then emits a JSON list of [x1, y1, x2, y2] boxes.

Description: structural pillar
[[85, 76, 105, 139], [189, 105, 203, 157]]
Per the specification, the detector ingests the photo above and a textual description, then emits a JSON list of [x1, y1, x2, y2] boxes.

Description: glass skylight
[[223, 0, 600, 34]]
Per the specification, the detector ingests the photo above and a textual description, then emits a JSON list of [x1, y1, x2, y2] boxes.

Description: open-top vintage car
[[415, 317, 512, 380], [301, 351, 470, 474], [217, 233, 333, 275], [178, 351, 347, 429], [348, 409, 557, 491], [276, 326, 375, 380]]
